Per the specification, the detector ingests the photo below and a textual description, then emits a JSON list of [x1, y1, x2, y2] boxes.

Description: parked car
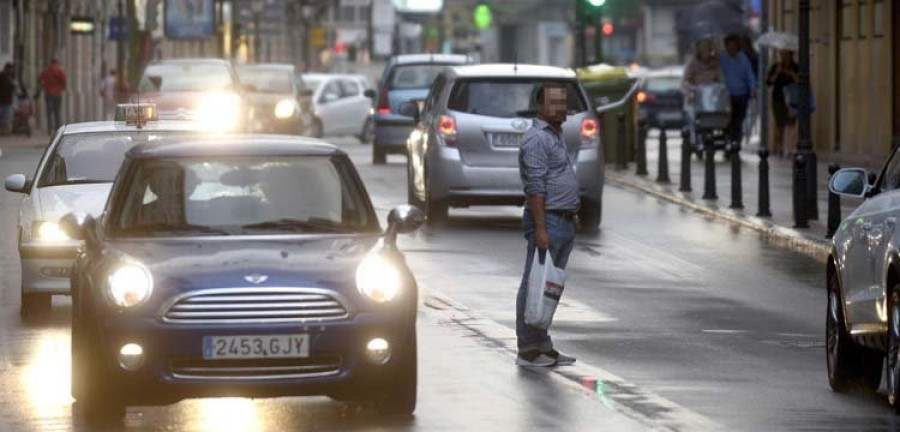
[[138, 58, 249, 132], [372, 54, 473, 164], [402, 64, 604, 230], [299, 73, 375, 142], [827, 155, 900, 411], [236, 63, 304, 134], [63, 135, 425, 422], [635, 67, 684, 130], [2, 105, 207, 318]]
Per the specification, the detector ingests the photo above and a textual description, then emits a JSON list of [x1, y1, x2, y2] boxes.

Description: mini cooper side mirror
[[384, 205, 426, 246], [828, 168, 870, 199], [59, 212, 92, 241], [4, 174, 28, 193]]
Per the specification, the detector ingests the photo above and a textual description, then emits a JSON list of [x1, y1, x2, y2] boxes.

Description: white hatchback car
[[299, 73, 374, 141], [4, 112, 207, 318]]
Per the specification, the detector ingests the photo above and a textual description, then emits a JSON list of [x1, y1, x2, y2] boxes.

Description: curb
[[606, 171, 831, 263]]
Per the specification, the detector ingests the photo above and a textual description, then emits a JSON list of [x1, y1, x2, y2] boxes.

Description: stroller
[[687, 83, 732, 160], [12, 90, 33, 136]]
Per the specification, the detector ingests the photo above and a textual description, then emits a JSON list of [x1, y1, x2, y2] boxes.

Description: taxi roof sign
[[115, 103, 158, 126]]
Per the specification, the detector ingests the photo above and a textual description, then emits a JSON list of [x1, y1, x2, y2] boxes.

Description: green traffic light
[[587, 0, 606, 6]]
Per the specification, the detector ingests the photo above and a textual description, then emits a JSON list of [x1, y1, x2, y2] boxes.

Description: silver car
[[827, 154, 900, 410], [3, 114, 207, 318], [299, 73, 375, 141], [402, 64, 604, 230]]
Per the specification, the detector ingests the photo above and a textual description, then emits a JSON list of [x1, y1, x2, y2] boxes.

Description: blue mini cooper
[[60, 135, 425, 421]]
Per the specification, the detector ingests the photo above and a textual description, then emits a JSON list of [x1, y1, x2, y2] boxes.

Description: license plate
[[491, 133, 523, 148], [203, 334, 309, 359]]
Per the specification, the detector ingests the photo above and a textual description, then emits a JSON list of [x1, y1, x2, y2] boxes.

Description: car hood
[[140, 91, 207, 115], [105, 235, 381, 293], [38, 184, 112, 221]]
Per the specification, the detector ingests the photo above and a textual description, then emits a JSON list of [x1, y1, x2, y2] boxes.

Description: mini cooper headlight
[[34, 221, 70, 243], [274, 99, 296, 119], [107, 262, 153, 308], [356, 253, 402, 303]]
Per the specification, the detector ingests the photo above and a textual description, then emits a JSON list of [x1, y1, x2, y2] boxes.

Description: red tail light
[[376, 85, 390, 114], [636, 91, 655, 103], [580, 118, 598, 139], [438, 115, 458, 147]]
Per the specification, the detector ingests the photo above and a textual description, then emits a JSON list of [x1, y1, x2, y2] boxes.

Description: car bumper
[[373, 114, 413, 149], [93, 308, 413, 404], [19, 244, 77, 295], [428, 146, 604, 205]]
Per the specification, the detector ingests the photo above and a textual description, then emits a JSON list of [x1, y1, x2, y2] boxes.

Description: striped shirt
[[518, 118, 580, 211]]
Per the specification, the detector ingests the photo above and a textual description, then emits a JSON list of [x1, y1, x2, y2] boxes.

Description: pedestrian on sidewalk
[[682, 38, 724, 145], [0, 63, 16, 135], [100, 69, 117, 121], [38, 58, 66, 134], [515, 82, 578, 368], [767, 49, 799, 157], [719, 34, 757, 149]]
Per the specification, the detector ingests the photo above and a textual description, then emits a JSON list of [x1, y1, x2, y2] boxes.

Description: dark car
[[62, 136, 424, 422], [372, 54, 473, 164], [237, 63, 304, 135], [636, 67, 684, 130]]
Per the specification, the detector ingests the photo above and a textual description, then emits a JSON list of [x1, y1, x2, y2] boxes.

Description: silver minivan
[[402, 64, 604, 230]]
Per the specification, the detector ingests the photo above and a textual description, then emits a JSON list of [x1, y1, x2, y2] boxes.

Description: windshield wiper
[[241, 218, 351, 233]]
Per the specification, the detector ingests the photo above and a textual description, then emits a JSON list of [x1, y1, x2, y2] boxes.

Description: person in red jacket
[[38, 58, 66, 134]]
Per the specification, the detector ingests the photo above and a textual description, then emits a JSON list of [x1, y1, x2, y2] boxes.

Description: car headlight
[[107, 262, 153, 308], [34, 221, 70, 243], [356, 253, 402, 303], [274, 99, 296, 119], [196, 92, 242, 132]]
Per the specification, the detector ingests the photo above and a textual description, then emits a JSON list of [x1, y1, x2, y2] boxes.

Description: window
[[320, 81, 341, 102], [236, 68, 293, 93], [423, 74, 446, 114], [858, 0, 869, 38], [339, 79, 360, 97], [874, 0, 885, 37], [880, 149, 900, 192], [841, 1, 854, 40], [447, 79, 587, 118], [388, 65, 448, 90], [139, 64, 234, 92]]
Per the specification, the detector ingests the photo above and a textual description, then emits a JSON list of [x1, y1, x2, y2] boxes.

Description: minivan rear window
[[447, 79, 587, 118], [389, 65, 447, 90]]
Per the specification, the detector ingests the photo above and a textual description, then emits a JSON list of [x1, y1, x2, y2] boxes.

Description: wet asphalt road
[[1, 134, 899, 431]]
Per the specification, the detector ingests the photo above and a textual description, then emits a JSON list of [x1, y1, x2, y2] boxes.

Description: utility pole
[[793, 0, 815, 227], [575, 0, 586, 67]]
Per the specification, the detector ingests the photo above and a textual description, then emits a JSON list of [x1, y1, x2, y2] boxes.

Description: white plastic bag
[[524, 249, 566, 330]]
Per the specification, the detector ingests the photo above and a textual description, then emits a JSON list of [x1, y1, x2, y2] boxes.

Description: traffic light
[[602, 22, 614, 36]]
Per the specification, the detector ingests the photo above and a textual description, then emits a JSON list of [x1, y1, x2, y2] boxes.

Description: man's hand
[[535, 226, 550, 250]]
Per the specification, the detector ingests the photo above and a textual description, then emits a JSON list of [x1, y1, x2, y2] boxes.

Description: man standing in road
[[516, 82, 578, 367], [719, 34, 757, 148], [38, 58, 66, 134]]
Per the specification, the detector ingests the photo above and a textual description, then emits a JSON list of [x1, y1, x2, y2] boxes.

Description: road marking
[[701, 329, 749, 334]]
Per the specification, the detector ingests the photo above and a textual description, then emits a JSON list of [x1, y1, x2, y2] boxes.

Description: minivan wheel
[[373, 144, 387, 165], [375, 329, 417, 417], [577, 198, 602, 232], [826, 272, 879, 392], [424, 170, 447, 224], [888, 289, 900, 412], [358, 119, 374, 144], [72, 315, 126, 424]]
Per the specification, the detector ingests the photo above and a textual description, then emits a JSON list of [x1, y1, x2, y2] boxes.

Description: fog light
[[365, 338, 391, 365], [118, 343, 144, 371]]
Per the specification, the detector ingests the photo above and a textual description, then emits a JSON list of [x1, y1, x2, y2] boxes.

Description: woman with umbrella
[[759, 31, 800, 157]]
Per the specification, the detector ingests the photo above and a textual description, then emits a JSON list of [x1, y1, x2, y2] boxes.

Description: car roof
[[237, 63, 294, 71], [128, 135, 344, 159], [448, 64, 578, 79], [151, 58, 231, 66], [390, 54, 471, 65], [60, 120, 214, 135]]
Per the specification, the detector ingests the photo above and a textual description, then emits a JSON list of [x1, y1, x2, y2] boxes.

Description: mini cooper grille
[[161, 288, 350, 324], [169, 356, 342, 380]]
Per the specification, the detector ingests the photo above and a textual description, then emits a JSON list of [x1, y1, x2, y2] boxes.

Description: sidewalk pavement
[[0, 135, 49, 153], [605, 130, 859, 263]]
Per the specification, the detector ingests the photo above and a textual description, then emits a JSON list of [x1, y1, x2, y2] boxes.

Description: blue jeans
[[45, 94, 62, 133], [516, 209, 576, 353], [728, 94, 750, 145]]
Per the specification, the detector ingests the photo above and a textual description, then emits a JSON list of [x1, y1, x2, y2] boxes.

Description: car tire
[[358, 119, 374, 144], [20, 292, 51, 321], [424, 169, 447, 224], [373, 142, 387, 165], [71, 309, 126, 424], [577, 198, 602, 232], [375, 329, 417, 417], [888, 288, 900, 412], [826, 272, 879, 392]]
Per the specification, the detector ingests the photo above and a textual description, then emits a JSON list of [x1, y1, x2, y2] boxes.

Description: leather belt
[[547, 209, 578, 222]]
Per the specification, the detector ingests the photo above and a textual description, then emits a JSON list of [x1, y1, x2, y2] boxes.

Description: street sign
[[108, 17, 129, 41], [310, 26, 327, 48]]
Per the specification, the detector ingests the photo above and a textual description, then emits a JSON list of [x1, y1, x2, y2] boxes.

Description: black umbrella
[[677, 0, 748, 43]]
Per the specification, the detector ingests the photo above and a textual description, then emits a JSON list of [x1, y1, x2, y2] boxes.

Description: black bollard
[[757, 148, 772, 217], [807, 155, 819, 220], [702, 133, 717, 200], [636, 119, 648, 176], [616, 112, 628, 170], [657, 128, 670, 183], [730, 142, 743, 209], [793, 152, 810, 228], [679, 128, 692, 192], [826, 163, 841, 238]]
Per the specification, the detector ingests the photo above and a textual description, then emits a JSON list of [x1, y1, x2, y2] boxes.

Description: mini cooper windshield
[[112, 156, 377, 236]]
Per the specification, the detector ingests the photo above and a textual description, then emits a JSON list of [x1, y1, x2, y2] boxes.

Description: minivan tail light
[[438, 115, 458, 147], [580, 118, 599, 148], [376, 84, 390, 114]]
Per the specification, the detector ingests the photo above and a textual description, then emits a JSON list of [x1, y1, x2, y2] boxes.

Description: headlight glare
[[196, 92, 241, 131], [356, 253, 402, 303], [35, 221, 70, 243], [274, 99, 296, 119], [107, 263, 153, 308]]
